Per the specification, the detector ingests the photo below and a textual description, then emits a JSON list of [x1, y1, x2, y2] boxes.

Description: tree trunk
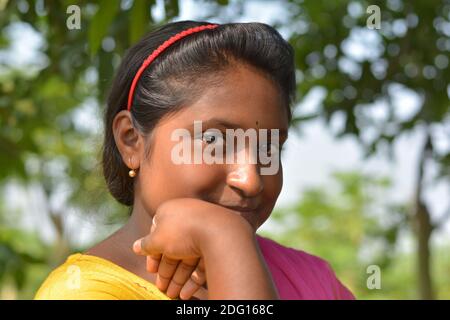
[[413, 131, 435, 300], [48, 209, 71, 265], [41, 183, 71, 267]]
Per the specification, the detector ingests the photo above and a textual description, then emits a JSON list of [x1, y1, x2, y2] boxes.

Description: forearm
[[201, 231, 279, 300]]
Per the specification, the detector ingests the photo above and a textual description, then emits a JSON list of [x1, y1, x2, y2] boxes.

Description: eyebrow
[[192, 118, 289, 141]]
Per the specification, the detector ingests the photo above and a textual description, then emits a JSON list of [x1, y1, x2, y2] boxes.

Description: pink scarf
[[256, 235, 355, 300]]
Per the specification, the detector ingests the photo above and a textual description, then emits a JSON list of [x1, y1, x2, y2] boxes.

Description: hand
[[132, 198, 252, 299], [133, 210, 205, 299], [144, 253, 208, 300]]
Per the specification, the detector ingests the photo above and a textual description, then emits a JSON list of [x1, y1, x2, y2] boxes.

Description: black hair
[[103, 20, 296, 206]]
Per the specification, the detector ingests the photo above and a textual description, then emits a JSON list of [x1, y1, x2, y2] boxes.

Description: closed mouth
[[221, 205, 259, 212]]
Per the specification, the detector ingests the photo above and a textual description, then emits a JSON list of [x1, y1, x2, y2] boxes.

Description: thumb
[[151, 217, 157, 233]]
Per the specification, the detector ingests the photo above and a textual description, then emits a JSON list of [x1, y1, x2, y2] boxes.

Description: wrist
[[194, 208, 255, 256]]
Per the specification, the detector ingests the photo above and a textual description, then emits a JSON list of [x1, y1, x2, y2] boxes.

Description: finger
[[133, 213, 160, 256], [191, 286, 208, 300], [166, 258, 199, 299], [150, 216, 157, 233], [179, 278, 201, 300], [133, 233, 163, 274], [193, 258, 206, 282], [133, 237, 162, 272], [132, 223, 163, 256], [156, 255, 180, 292], [179, 259, 207, 300], [132, 238, 146, 255], [146, 254, 161, 273]]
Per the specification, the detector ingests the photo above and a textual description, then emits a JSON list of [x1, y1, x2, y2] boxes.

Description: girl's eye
[[202, 130, 224, 145], [259, 142, 280, 154]]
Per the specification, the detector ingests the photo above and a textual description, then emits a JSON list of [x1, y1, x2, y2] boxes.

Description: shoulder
[[256, 235, 355, 299], [256, 234, 330, 268], [34, 253, 168, 300], [34, 254, 120, 300]]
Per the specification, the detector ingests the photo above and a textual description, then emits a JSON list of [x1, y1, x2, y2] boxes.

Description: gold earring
[[128, 157, 137, 178]]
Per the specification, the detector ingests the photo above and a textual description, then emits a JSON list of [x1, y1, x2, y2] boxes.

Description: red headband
[[127, 24, 219, 111]]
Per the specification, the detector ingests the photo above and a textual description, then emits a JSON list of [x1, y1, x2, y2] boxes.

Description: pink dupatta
[[256, 235, 355, 300]]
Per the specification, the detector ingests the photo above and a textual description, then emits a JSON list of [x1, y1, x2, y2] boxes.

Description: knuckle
[[170, 279, 184, 288], [140, 236, 151, 251], [179, 262, 195, 272], [196, 261, 206, 273], [158, 273, 172, 281], [163, 257, 179, 266], [190, 272, 205, 285], [156, 200, 173, 215]]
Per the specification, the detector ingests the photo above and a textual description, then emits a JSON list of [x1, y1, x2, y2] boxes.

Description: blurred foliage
[[287, 0, 449, 155], [283, 0, 449, 299], [261, 171, 450, 299], [0, 227, 48, 298], [0, 0, 448, 299]]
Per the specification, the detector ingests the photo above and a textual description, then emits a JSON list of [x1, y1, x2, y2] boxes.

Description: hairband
[[127, 24, 219, 111]]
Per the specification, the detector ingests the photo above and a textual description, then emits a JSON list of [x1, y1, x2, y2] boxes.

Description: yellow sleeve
[[34, 261, 166, 300], [34, 267, 125, 300]]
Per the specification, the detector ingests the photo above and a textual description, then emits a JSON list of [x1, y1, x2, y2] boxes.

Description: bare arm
[[199, 225, 279, 299]]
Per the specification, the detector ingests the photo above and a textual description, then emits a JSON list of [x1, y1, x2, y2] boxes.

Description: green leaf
[[88, 0, 120, 56], [291, 113, 319, 124], [98, 49, 114, 101], [163, 0, 179, 18], [129, 0, 153, 44]]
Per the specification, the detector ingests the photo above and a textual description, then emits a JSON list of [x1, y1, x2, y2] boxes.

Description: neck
[[126, 201, 152, 235], [90, 197, 153, 261], [83, 196, 156, 283], [120, 197, 154, 249]]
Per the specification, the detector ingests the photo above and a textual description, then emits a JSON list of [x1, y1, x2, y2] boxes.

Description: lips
[[221, 205, 259, 212], [205, 200, 261, 229], [213, 203, 261, 231]]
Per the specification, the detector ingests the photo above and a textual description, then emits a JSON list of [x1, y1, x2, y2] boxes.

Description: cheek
[[138, 143, 225, 211], [262, 164, 283, 202], [256, 167, 283, 228]]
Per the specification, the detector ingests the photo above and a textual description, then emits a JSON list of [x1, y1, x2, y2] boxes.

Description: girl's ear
[[112, 110, 145, 170]]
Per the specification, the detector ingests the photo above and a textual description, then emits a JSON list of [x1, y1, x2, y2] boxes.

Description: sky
[[2, 0, 449, 250]]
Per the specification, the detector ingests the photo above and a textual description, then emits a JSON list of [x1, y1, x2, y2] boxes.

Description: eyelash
[[200, 130, 224, 144], [200, 131, 286, 153]]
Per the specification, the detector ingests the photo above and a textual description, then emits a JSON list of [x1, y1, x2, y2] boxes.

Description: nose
[[226, 162, 264, 198]]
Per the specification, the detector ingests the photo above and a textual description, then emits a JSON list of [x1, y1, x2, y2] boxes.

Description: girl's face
[[135, 63, 289, 231]]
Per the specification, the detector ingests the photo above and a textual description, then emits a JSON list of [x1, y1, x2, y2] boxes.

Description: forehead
[[166, 63, 289, 131]]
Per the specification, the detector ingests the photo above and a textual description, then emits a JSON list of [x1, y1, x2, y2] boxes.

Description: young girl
[[34, 20, 355, 300]]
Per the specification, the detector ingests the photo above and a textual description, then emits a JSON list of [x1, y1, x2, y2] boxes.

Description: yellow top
[[34, 253, 171, 300]]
